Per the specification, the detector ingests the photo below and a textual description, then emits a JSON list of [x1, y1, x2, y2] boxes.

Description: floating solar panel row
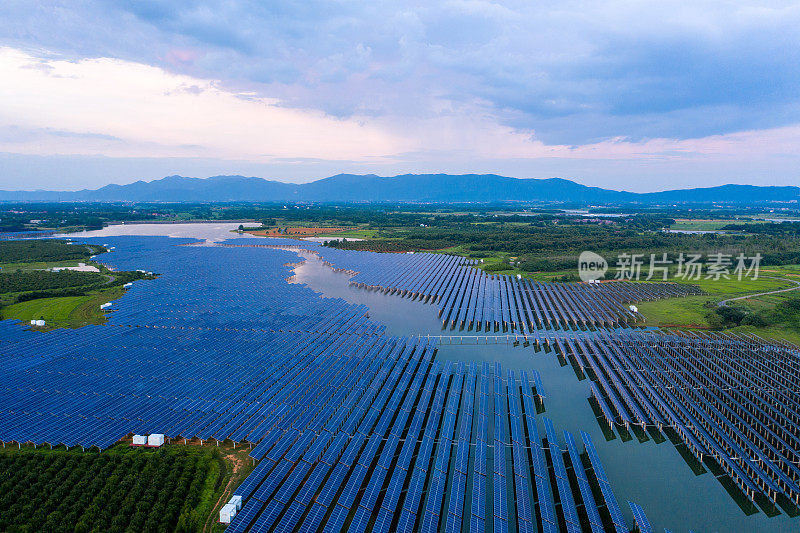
[[310, 247, 699, 330], [543, 417, 581, 533], [628, 500, 654, 533], [444, 364, 475, 533], [220, 238, 701, 332], [506, 371, 535, 533], [553, 328, 800, 508], [228, 361, 649, 532], [582, 431, 628, 533], [564, 431, 605, 533], [469, 364, 490, 533]]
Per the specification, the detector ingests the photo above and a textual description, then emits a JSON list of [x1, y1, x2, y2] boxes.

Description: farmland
[[0, 444, 222, 533]]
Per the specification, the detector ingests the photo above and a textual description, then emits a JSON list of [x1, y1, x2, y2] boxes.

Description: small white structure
[[100, 302, 112, 310], [147, 433, 165, 447], [629, 305, 639, 313], [132, 435, 147, 446], [123, 282, 133, 288], [516, 274, 522, 280], [220, 503, 237, 523], [35, 320, 45, 327], [229, 495, 243, 510], [30, 320, 36, 325]]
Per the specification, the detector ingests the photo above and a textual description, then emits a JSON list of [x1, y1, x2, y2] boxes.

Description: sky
[[1, 1, 799, 192]]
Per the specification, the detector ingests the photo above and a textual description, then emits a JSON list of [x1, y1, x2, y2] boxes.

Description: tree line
[[0, 240, 105, 264]]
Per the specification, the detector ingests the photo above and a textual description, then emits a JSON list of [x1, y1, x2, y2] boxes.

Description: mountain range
[[1, 174, 798, 204]]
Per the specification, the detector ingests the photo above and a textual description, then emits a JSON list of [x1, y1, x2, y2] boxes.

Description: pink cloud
[[164, 48, 203, 67]]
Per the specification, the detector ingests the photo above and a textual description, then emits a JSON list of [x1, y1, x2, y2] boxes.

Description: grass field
[[636, 295, 715, 328], [1, 285, 125, 329], [634, 267, 800, 344], [671, 274, 795, 295], [315, 228, 379, 239]]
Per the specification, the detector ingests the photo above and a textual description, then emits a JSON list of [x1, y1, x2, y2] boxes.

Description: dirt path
[[717, 276, 800, 307], [203, 448, 249, 532]]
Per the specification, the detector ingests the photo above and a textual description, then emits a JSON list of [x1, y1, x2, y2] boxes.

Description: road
[[717, 276, 800, 307]]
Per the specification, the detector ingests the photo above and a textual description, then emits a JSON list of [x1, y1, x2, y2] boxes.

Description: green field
[[1, 286, 125, 329], [669, 219, 732, 231], [634, 268, 800, 344], [0, 260, 94, 273], [636, 295, 715, 328], [671, 274, 795, 295]]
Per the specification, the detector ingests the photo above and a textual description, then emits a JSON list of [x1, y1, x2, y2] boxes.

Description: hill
[[1, 173, 797, 204]]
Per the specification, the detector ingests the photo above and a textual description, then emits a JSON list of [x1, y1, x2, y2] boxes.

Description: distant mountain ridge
[[1, 173, 798, 204]]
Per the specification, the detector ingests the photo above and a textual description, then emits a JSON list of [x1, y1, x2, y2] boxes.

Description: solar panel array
[[227, 361, 634, 533], [344, 256, 699, 330], [0, 237, 399, 449], [0, 234, 730, 531], [552, 329, 800, 508], [224, 242, 702, 330]]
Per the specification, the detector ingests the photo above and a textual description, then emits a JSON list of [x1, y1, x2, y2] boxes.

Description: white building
[[229, 495, 243, 511], [220, 503, 237, 523]]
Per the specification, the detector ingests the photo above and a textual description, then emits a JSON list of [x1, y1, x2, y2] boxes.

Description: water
[[62, 221, 250, 242], [61, 223, 795, 532]]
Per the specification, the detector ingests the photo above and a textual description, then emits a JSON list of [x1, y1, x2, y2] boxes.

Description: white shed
[[147, 433, 165, 447], [229, 494, 243, 510], [629, 305, 639, 313], [132, 435, 147, 446], [220, 503, 237, 523], [35, 320, 45, 327]]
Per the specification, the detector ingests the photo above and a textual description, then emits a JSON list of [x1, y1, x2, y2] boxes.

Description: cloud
[[0, 47, 405, 160], [2, 1, 800, 146], [0, 1, 799, 190], [2, 44, 800, 179]]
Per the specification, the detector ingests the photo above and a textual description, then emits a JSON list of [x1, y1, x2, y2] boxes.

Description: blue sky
[[1, 1, 799, 192]]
